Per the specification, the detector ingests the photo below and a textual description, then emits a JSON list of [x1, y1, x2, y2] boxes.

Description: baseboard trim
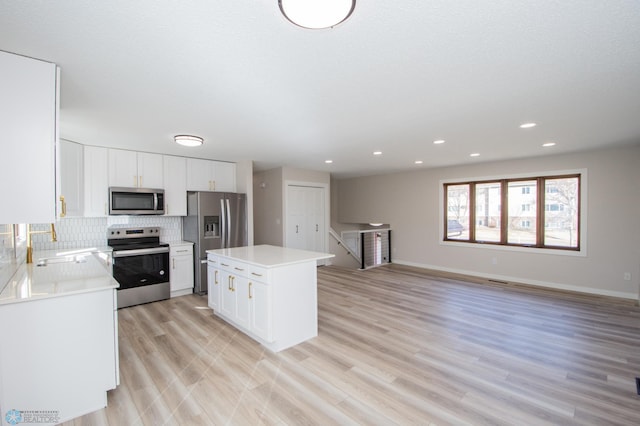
[[393, 259, 637, 300]]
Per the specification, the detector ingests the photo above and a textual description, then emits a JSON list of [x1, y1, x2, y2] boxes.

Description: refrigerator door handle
[[220, 199, 227, 248], [226, 198, 232, 248]]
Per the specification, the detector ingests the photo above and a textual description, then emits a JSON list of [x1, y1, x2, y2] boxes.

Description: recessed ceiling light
[[433, 139, 445, 145], [470, 153, 480, 157], [325, 159, 333, 164], [174, 135, 203, 147], [542, 142, 556, 147], [373, 151, 382, 156], [519, 122, 537, 129], [415, 160, 423, 164]]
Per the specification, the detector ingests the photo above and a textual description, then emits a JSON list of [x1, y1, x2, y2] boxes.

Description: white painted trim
[[394, 259, 636, 300], [439, 168, 588, 257]]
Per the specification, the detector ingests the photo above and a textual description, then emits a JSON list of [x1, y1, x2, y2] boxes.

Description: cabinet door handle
[[215, 270, 218, 284], [172, 258, 175, 269], [139, 175, 143, 187], [221, 263, 229, 267], [231, 276, 235, 292], [59, 196, 67, 218], [134, 175, 138, 187], [249, 282, 252, 299], [228, 276, 232, 290], [316, 224, 318, 232], [104, 202, 108, 215], [234, 267, 244, 271], [251, 272, 263, 277], [296, 225, 299, 233]]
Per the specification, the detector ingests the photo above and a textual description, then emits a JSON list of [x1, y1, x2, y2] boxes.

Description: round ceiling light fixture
[[279, 0, 356, 29], [174, 135, 204, 147]]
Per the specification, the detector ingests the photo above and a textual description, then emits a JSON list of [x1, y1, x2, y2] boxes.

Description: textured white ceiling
[[1, 1, 640, 178]]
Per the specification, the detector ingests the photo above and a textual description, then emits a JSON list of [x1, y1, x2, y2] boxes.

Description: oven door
[[112, 247, 170, 290]]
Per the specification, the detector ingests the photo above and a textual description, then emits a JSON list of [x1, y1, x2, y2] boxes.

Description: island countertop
[[207, 244, 334, 268], [0, 249, 119, 306]]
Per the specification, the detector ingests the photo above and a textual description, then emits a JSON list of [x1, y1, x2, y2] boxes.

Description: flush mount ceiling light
[[174, 135, 203, 147], [279, 0, 356, 29], [519, 122, 537, 129]]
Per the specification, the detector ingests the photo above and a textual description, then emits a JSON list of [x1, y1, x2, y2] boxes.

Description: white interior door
[[286, 185, 326, 254]]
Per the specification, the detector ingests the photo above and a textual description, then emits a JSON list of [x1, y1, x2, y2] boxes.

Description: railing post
[[360, 233, 365, 270]]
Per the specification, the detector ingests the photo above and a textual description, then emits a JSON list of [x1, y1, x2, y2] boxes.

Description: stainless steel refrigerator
[[183, 191, 248, 294]]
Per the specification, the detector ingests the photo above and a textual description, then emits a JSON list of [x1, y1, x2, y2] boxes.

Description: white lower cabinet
[[170, 243, 194, 297], [0, 289, 118, 425], [207, 258, 221, 310], [209, 255, 273, 342], [249, 277, 272, 342], [206, 246, 332, 352]]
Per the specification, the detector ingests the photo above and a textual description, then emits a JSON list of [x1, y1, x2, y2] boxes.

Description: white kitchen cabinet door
[[137, 152, 163, 188], [235, 275, 251, 330], [170, 244, 194, 296], [186, 158, 214, 191], [220, 269, 235, 318], [163, 155, 187, 216], [108, 148, 138, 187], [59, 140, 84, 217], [250, 279, 272, 342], [0, 51, 58, 224], [207, 260, 221, 310], [108, 149, 163, 188], [84, 146, 109, 217], [213, 161, 237, 192], [0, 289, 118, 424]]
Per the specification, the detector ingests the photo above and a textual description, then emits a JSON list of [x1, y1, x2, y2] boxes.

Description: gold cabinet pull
[[249, 282, 253, 299], [59, 195, 67, 218]]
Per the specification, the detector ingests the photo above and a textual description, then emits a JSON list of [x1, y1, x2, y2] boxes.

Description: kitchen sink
[[36, 255, 88, 267]]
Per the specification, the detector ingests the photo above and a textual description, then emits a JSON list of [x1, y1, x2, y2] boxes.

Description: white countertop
[[0, 249, 119, 306], [207, 245, 334, 268]]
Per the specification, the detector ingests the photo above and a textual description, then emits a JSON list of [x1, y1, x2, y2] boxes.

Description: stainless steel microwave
[[109, 187, 165, 215]]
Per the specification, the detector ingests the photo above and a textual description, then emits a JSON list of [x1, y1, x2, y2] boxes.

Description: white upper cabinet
[[0, 51, 58, 224], [137, 152, 164, 188], [186, 158, 236, 192], [163, 155, 187, 216], [84, 146, 109, 217], [214, 161, 237, 192], [108, 149, 163, 189], [59, 140, 84, 218]]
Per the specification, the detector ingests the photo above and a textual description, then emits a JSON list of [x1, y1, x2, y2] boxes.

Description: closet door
[[285, 185, 326, 253]]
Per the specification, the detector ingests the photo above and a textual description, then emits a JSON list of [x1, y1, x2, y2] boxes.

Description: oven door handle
[[113, 247, 170, 257]]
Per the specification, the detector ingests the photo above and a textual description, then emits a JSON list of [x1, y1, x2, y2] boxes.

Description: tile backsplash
[[31, 216, 183, 250]]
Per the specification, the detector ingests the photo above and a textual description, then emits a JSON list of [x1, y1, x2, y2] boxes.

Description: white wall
[[335, 144, 640, 299]]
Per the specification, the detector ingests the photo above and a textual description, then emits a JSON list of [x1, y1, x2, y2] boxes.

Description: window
[[444, 174, 580, 250], [446, 184, 469, 240]]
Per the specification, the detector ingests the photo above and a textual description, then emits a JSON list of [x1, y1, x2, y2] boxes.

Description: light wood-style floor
[[63, 264, 640, 425]]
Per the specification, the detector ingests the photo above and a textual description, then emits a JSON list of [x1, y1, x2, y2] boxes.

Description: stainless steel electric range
[[108, 227, 170, 309]]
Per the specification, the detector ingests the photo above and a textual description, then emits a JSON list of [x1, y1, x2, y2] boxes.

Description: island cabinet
[[207, 245, 333, 352]]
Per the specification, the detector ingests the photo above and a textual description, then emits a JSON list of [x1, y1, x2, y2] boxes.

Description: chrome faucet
[[26, 223, 57, 264]]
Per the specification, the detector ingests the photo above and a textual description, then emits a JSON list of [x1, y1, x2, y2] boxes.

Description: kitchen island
[[0, 250, 119, 426], [207, 245, 334, 352]]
